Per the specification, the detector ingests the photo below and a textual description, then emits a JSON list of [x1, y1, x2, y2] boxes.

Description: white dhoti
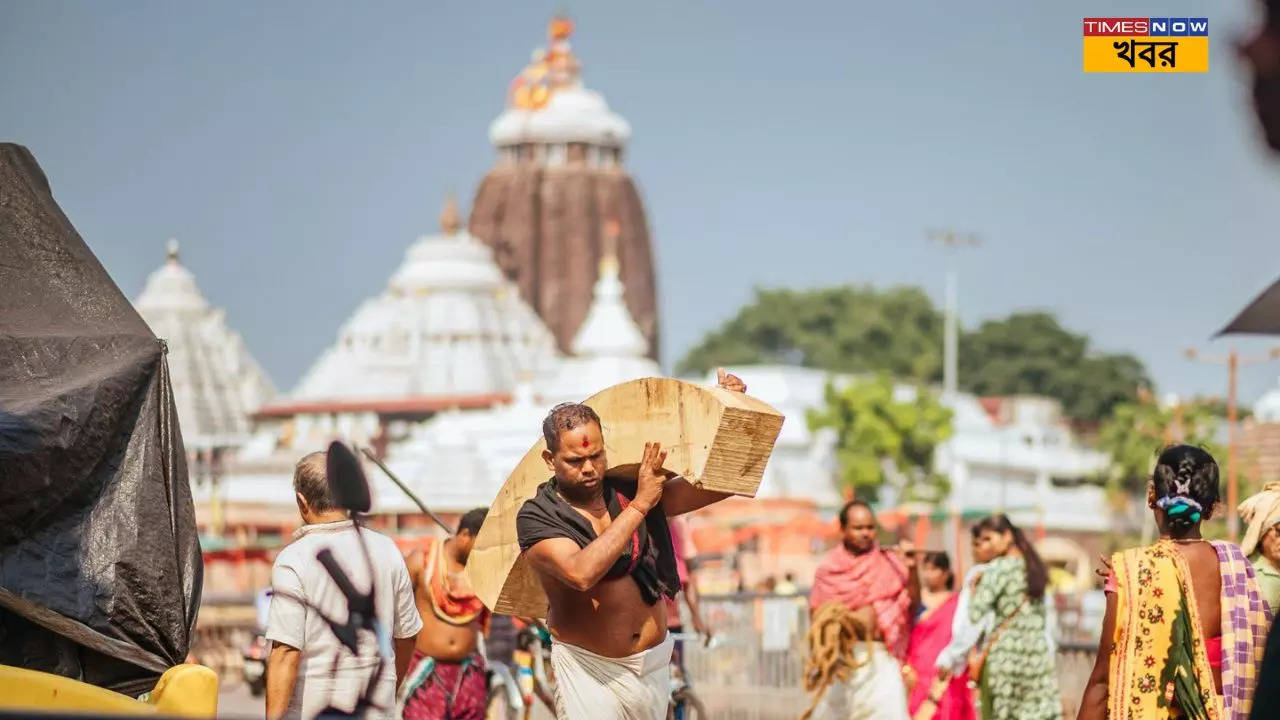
[[813, 642, 909, 720], [549, 634, 673, 720]]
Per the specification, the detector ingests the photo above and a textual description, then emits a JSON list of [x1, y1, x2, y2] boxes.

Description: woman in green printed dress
[[968, 514, 1061, 720]]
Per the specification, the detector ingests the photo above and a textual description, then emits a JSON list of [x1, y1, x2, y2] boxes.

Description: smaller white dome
[[571, 255, 647, 358], [133, 239, 277, 451], [390, 232, 506, 294], [543, 250, 658, 403], [135, 239, 208, 314]]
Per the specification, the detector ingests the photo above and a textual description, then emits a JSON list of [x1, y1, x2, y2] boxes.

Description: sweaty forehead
[[558, 423, 602, 453]]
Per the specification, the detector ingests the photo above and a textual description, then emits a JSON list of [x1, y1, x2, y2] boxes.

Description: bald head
[[293, 451, 336, 513]]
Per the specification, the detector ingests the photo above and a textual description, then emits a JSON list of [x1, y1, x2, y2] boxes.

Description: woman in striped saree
[[1077, 445, 1271, 720]]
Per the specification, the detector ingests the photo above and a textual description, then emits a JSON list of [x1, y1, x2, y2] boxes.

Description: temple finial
[[600, 219, 620, 277], [440, 193, 461, 235], [166, 238, 180, 262], [549, 13, 574, 41]]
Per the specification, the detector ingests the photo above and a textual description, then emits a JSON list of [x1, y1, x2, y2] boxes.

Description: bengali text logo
[[1082, 17, 1209, 73]]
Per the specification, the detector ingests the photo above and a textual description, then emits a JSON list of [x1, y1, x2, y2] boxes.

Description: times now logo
[[1084, 17, 1150, 35], [1082, 17, 1209, 36]]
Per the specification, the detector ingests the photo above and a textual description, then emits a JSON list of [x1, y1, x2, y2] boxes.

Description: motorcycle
[[241, 633, 270, 697]]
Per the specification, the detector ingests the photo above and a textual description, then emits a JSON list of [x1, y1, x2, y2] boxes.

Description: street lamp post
[[929, 230, 980, 566], [1184, 346, 1280, 540]]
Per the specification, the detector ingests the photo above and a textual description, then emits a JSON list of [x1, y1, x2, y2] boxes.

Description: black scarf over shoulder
[[516, 477, 679, 605]]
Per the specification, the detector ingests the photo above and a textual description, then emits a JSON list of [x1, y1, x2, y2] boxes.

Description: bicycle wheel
[[680, 688, 708, 720]]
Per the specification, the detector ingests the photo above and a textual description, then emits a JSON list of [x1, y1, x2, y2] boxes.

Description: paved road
[[215, 674, 557, 720], [218, 680, 263, 719]]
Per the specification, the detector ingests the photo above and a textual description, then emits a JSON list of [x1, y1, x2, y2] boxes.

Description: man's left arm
[[264, 561, 305, 720], [661, 479, 731, 517], [394, 637, 416, 685], [266, 642, 301, 720], [662, 368, 747, 517]]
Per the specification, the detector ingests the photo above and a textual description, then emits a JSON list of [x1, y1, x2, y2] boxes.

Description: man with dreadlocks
[[805, 500, 918, 720]]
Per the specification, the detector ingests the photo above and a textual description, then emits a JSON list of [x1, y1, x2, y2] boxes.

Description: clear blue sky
[[4, 1, 1280, 404]]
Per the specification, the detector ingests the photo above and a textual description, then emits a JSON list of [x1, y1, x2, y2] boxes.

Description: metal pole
[[358, 446, 453, 535], [944, 268, 958, 402], [1228, 349, 1239, 541], [930, 230, 979, 567]]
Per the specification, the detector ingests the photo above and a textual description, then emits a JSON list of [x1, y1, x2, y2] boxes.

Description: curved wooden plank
[[465, 377, 784, 617]]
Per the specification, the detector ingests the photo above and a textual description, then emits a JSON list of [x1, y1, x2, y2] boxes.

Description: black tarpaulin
[[0, 143, 202, 697], [1219, 277, 1280, 336]]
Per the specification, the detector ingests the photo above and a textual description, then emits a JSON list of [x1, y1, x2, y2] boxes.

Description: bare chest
[[571, 504, 614, 538]]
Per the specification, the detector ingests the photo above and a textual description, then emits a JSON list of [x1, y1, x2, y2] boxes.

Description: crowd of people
[[256, 371, 1280, 720], [260, 370, 747, 720], [799, 443, 1280, 720], [802, 503, 1062, 720]]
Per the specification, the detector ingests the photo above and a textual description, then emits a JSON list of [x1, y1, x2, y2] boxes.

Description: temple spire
[[166, 237, 180, 263], [571, 219, 646, 358], [600, 219, 620, 277], [440, 194, 461, 235]]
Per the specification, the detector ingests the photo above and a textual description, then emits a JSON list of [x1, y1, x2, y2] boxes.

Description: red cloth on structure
[[810, 544, 912, 662], [402, 650, 487, 720], [906, 593, 976, 720]]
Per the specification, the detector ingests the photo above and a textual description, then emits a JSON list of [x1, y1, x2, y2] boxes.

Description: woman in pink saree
[[905, 552, 975, 720]]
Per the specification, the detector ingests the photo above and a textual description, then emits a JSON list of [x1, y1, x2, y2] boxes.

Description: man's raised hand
[[716, 367, 747, 394], [634, 441, 668, 514], [895, 539, 918, 570]]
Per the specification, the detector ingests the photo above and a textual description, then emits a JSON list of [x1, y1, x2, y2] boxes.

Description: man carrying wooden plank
[[516, 370, 747, 720]]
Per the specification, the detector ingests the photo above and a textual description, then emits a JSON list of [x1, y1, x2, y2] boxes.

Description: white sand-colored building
[[134, 239, 276, 461], [212, 197, 662, 527]]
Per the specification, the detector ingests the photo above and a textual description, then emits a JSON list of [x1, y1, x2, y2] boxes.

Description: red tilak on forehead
[[581, 434, 590, 448]]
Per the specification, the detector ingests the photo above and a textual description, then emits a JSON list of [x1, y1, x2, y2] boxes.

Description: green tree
[[677, 288, 1153, 424], [675, 286, 943, 381], [1095, 395, 1223, 496], [806, 376, 953, 504], [958, 312, 1151, 423]]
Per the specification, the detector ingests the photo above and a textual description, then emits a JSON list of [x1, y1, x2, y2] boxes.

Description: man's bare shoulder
[[404, 547, 426, 577], [525, 536, 578, 558], [524, 537, 582, 579]]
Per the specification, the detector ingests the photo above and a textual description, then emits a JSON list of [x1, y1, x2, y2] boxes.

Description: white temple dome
[[134, 240, 277, 451], [136, 239, 208, 313], [490, 87, 631, 147], [291, 197, 561, 403], [488, 17, 631, 149]]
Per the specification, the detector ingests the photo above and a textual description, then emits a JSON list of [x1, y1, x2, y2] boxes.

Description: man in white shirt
[[266, 451, 423, 720]]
